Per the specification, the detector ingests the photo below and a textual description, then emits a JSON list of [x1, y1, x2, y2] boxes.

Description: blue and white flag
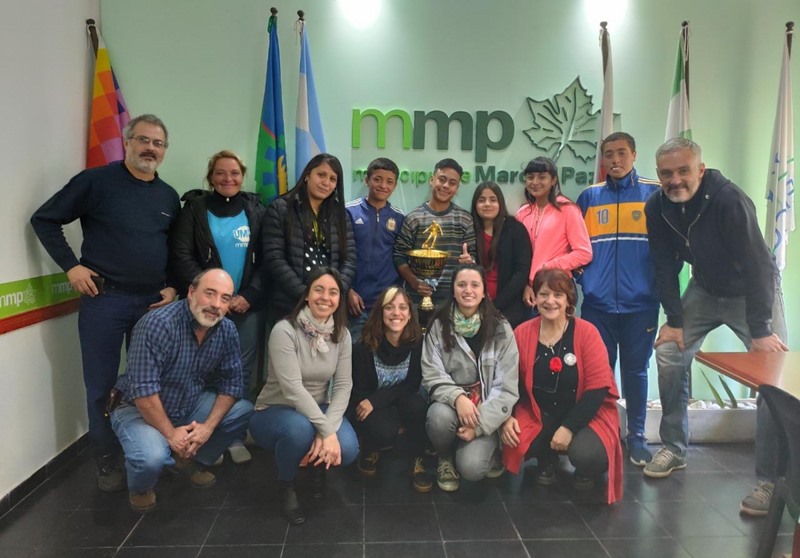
[[765, 25, 795, 272], [295, 19, 326, 181]]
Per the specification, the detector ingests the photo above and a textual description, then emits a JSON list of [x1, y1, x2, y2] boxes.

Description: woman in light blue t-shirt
[[170, 150, 267, 464]]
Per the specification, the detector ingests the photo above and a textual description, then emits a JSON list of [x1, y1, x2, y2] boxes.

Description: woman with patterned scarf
[[422, 263, 519, 492], [249, 268, 358, 525]]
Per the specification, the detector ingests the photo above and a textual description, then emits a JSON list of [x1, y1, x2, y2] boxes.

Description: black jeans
[[525, 412, 608, 477]]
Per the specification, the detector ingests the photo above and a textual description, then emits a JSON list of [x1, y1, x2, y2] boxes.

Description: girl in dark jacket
[[262, 153, 356, 317], [347, 287, 432, 492], [471, 182, 532, 327]]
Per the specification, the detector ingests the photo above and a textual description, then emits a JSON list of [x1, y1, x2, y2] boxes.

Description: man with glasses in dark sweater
[[31, 114, 180, 493]]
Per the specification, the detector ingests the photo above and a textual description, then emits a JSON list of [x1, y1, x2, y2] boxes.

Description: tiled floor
[[0, 442, 794, 557]]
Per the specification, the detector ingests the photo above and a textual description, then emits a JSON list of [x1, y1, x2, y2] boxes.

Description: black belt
[[105, 278, 165, 295]]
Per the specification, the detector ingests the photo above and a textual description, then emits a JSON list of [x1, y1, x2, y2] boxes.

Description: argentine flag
[[295, 21, 326, 181]]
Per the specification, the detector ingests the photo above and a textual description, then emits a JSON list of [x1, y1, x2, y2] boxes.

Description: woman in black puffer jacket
[[262, 153, 356, 318]]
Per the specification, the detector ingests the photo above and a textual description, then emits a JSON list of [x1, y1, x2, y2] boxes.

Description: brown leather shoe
[[173, 456, 216, 488], [129, 490, 157, 513]]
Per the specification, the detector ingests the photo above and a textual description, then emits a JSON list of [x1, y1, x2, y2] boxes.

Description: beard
[[127, 152, 160, 174], [191, 305, 223, 328]]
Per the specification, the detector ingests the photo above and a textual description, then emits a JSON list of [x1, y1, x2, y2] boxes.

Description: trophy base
[[419, 295, 435, 312]]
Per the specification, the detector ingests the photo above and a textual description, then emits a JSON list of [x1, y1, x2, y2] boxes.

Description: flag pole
[[294, 8, 327, 180], [86, 19, 99, 56], [600, 21, 609, 70], [681, 21, 689, 106], [594, 21, 613, 183]]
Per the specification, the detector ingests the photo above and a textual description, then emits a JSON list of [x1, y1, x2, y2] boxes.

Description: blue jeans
[[248, 404, 359, 481], [654, 279, 787, 480], [110, 391, 253, 492], [79, 290, 160, 456], [581, 306, 658, 440], [347, 312, 369, 343]]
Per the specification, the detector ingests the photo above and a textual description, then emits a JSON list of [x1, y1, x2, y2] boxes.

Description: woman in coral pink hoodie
[[515, 157, 592, 308]]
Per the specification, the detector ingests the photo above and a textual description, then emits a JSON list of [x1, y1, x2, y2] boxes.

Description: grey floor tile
[[525, 539, 609, 557], [364, 503, 439, 542], [445, 540, 530, 558], [575, 501, 668, 539], [600, 537, 691, 558], [506, 501, 593, 539], [436, 502, 517, 541], [284, 505, 364, 544], [365, 541, 446, 558]]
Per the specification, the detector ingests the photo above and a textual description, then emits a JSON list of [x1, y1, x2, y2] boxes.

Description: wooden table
[[695, 351, 800, 398], [697, 351, 800, 558]]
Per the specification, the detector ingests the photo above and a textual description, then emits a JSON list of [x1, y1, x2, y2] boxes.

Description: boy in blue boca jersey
[[346, 158, 405, 340], [576, 132, 661, 466]]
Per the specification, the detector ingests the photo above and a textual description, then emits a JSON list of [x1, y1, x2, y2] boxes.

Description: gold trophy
[[407, 222, 448, 311]]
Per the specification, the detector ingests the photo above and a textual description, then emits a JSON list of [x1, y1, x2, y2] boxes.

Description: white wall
[[0, 0, 100, 497]]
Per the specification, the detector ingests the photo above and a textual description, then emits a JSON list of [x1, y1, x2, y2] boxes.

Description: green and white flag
[[665, 23, 691, 140], [665, 22, 692, 293]]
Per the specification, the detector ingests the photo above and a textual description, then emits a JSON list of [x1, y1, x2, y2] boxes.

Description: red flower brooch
[[549, 356, 563, 373]]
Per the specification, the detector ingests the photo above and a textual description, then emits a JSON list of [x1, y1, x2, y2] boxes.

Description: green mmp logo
[[351, 77, 617, 190]]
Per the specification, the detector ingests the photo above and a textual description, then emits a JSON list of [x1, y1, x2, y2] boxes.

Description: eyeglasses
[[130, 135, 168, 149]]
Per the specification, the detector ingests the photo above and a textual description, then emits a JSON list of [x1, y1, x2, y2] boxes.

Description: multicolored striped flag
[[665, 22, 691, 141], [295, 17, 326, 180], [765, 23, 795, 272], [86, 21, 130, 169], [594, 22, 614, 183], [255, 10, 288, 204]]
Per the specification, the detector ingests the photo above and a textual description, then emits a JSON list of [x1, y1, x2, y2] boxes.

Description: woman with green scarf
[[422, 263, 520, 492]]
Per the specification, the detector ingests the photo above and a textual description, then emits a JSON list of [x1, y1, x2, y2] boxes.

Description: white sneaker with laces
[[437, 458, 460, 492]]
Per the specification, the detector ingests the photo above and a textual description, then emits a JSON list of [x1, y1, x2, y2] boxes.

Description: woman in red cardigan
[[501, 268, 623, 504]]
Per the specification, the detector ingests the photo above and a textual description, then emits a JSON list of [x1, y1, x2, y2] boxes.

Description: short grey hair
[[123, 114, 169, 145], [656, 137, 701, 161]]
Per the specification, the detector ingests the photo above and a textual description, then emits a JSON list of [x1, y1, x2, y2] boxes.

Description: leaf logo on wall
[[22, 284, 36, 305], [523, 77, 600, 163]]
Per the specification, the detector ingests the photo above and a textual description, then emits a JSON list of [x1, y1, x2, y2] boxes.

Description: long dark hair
[[433, 263, 504, 352], [523, 156, 573, 210], [288, 267, 348, 342], [283, 153, 348, 262], [471, 182, 508, 271], [359, 286, 421, 351]]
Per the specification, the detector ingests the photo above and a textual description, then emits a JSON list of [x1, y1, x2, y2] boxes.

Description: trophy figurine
[[407, 221, 448, 312]]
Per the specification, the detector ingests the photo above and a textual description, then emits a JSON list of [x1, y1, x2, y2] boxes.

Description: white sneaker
[[228, 443, 252, 464], [437, 458, 460, 492]]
